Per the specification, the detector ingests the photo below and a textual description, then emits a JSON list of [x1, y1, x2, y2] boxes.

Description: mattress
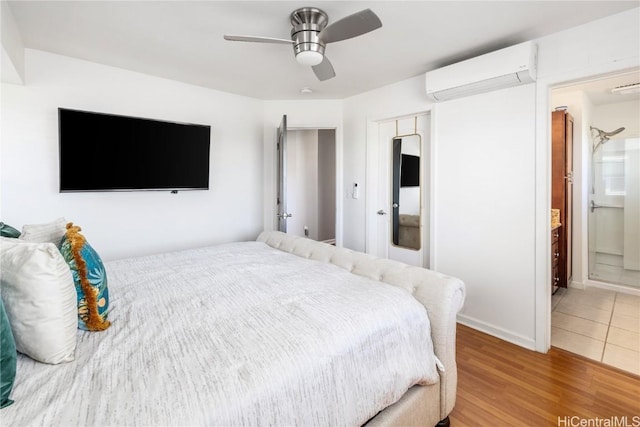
[[3, 241, 440, 426]]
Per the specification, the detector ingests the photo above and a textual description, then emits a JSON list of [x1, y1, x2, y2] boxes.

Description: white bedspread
[[3, 241, 440, 426]]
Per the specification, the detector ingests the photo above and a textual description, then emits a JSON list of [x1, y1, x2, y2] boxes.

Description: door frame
[[365, 111, 434, 268]]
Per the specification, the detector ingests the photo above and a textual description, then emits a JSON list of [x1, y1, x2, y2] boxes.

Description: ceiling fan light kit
[[296, 50, 324, 66], [223, 6, 382, 81], [291, 8, 327, 66]]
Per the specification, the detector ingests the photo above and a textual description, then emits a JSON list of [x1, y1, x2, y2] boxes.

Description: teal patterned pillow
[[59, 223, 110, 331], [0, 222, 20, 238], [0, 297, 16, 408]]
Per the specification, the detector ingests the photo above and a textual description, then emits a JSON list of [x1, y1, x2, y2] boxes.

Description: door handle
[[392, 203, 399, 208], [277, 212, 293, 219], [590, 200, 620, 213], [377, 210, 387, 215]]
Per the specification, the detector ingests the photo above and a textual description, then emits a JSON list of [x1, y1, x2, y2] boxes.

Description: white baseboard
[[568, 281, 585, 290], [586, 279, 640, 296], [457, 314, 537, 351]]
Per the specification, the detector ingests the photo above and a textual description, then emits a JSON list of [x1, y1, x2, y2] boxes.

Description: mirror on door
[[391, 134, 421, 250]]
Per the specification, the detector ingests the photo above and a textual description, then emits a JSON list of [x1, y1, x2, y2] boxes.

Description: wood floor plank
[[450, 324, 640, 425]]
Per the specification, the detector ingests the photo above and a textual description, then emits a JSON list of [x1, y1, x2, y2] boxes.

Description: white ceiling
[[7, 1, 640, 100]]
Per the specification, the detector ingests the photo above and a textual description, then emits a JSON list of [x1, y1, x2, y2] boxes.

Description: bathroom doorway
[[549, 69, 640, 375], [551, 71, 640, 291]]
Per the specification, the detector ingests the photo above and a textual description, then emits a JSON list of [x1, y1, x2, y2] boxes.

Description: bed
[[1, 230, 465, 426]]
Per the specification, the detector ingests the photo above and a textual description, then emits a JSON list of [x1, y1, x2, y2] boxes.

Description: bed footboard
[[256, 231, 465, 420]]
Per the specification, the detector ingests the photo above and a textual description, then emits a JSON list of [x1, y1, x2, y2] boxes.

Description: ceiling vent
[[425, 41, 537, 102], [610, 83, 640, 95]]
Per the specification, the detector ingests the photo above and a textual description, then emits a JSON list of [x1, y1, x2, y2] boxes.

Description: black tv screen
[[400, 154, 420, 187], [59, 108, 211, 192]]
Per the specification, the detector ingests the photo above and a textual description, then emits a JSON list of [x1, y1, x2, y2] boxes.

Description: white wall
[[436, 84, 537, 346], [1, 49, 264, 261], [593, 100, 640, 137]]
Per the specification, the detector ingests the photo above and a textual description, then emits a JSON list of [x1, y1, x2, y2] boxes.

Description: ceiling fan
[[223, 7, 382, 81]]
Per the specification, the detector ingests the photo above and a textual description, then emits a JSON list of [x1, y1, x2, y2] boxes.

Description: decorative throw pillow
[[59, 223, 110, 331], [0, 222, 20, 238], [19, 217, 67, 246], [0, 298, 17, 408], [0, 237, 77, 364]]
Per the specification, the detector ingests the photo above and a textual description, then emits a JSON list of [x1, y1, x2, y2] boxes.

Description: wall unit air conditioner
[[425, 41, 537, 102]]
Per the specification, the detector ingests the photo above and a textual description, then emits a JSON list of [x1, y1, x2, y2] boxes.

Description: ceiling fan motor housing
[[290, 8, 328, 62]]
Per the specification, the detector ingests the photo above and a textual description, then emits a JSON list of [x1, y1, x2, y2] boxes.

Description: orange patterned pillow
[[59, 223, 110, 331]]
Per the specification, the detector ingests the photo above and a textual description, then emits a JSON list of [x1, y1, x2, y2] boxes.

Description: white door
[[376, 114, 430, 267]]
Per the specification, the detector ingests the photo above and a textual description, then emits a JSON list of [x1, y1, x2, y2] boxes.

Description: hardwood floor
[[449, 324, 640, 426]]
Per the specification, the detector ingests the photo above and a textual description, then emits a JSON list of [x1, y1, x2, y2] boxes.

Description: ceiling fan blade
[[312, 56, 336, 81], [318, 9, 382, 43], [223, 35, 293, 44]]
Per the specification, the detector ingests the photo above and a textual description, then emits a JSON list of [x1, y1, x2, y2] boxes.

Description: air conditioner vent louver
[[611, 83, 640, 94], [425, 41, 537, 102]]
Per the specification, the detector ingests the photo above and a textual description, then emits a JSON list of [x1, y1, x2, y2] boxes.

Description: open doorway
[[276, 115, 336, 244], [549, 69, 640, 375], [285, 129, 336, 243]]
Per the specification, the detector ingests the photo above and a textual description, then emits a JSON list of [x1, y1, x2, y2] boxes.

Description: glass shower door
[[589, 137, 640, 287]]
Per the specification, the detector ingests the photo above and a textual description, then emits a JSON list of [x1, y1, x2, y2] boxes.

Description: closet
[[551, 109, 574, 289]]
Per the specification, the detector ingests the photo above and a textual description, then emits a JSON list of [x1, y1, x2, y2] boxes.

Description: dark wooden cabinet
[[552, 110, 573, 289], [552, 226, 561, 293]]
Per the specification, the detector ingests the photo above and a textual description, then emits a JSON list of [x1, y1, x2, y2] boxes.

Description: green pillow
[[0, 298, 17, 408], [0, 222, 20, 238]]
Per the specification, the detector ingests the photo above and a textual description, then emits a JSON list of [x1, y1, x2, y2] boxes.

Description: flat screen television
[[400, 154, 420, 187], [58, 108, 211, 192]]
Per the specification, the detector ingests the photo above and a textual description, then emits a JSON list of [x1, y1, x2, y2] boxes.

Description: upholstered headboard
[[256, 231, 465, 419]]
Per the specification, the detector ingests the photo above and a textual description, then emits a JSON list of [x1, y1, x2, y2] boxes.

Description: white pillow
[[0, 237, 77, 364], [19, 217, 68, 246]]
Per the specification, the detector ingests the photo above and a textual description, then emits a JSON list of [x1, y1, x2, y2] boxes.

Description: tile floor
[[551, 287, 640, 376]]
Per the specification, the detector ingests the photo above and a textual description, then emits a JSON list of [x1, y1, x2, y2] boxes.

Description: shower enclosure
[[589, 126, 640, 287]]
